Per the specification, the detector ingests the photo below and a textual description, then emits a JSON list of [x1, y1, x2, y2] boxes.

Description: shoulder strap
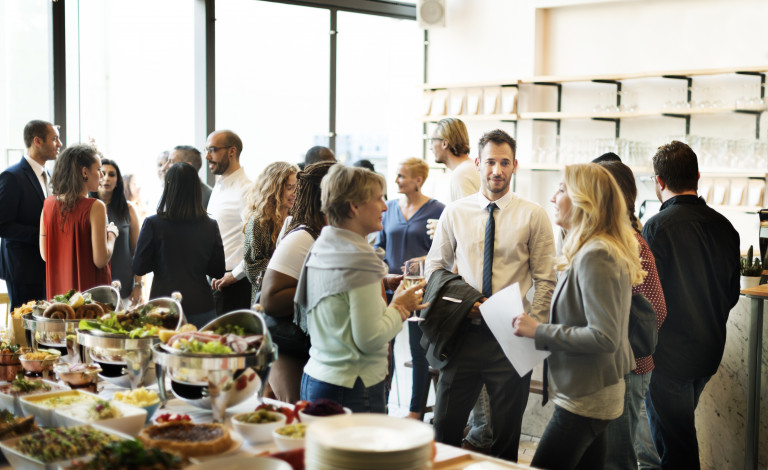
[[287, 224, 320, 240]]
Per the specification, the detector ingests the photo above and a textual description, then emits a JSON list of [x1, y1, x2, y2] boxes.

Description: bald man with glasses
[[205, 129, 252, 314]]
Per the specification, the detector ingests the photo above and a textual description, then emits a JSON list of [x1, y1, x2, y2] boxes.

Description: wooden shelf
[[421, 114, 518, 122], [518, 164, 766, 179], [423, 66, 768, 90], [422, 107, 766, 124]]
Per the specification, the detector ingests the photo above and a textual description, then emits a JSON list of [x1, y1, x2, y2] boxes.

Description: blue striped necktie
[[482, 203, 497, 298]]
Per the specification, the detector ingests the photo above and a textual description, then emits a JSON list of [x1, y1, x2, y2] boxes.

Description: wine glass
[[403, 259, 425, 322]]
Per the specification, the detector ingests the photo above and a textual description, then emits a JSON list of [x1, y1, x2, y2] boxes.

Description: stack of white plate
[[305, 413, 434, 470]]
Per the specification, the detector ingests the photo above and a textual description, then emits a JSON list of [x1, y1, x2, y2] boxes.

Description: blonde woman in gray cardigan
[[513, 163, 646, 470]]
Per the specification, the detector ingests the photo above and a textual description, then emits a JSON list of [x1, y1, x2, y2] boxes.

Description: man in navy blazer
[[0, 120, 61, 308]]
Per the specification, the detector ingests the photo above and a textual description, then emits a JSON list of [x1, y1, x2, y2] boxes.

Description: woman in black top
[[132, 163, 225, 328], [91, 158, 142, 308]]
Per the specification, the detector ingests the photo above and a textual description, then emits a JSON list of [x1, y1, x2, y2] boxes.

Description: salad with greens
[[78, 305, 179, 338]]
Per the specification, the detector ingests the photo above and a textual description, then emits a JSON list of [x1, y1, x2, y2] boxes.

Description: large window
[[216, 0, 330, 178], [0, 0, 52, 171], [336, 11, 424, 191], [66, 0, 195, 206]]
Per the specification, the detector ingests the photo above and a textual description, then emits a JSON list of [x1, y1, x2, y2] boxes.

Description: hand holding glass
[[403, 260, 425, 322]]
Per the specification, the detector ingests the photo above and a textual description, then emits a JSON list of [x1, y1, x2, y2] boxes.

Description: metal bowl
[[152, 309, 277, 423], [23, 284, 122, 359], [77, 293, 185, 389]]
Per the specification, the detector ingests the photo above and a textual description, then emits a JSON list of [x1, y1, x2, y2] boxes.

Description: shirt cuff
[[231, 262, 246, 280]]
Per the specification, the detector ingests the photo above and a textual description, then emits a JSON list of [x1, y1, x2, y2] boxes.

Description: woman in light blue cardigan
[[513, 163, 646, 470], [294, 164, 427, 413]]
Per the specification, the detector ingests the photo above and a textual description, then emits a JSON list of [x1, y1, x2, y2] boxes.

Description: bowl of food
[[19, 389, 100, 427], [112, 387, 160, 423], [54, 362, 102, 387], [18, 349, 61, 374], [272, 423, 306, 451], [232, 409, 288, 445], [0, 343, 30, 366], [56, 399, 147, 437], [296, 399, 351, 424]]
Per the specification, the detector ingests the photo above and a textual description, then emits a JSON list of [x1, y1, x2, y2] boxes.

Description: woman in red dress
[[39, 144, 118, 299]]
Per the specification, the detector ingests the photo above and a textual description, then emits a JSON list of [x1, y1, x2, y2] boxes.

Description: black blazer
[[419, 268, 483, 369], [0, 157, 46, 293]]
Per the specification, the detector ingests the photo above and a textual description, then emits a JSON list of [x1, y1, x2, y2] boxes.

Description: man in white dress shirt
[[205, 129, 252, 314], [425, 129, 555, 461]]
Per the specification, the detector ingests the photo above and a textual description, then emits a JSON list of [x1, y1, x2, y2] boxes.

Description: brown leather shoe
[[461, 440, 492, 455]]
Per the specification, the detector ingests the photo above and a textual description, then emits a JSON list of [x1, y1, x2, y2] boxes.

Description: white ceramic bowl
[[19, 389, 100, 427], [272, 423, 306, 451], [0, 380, 66, 417], [232, 411, 287, 444], [298, 407, 351, 424], [56, 400, 147, 437]]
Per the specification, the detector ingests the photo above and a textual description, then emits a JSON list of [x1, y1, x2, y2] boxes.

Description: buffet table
[[0, 380, 532, 469]]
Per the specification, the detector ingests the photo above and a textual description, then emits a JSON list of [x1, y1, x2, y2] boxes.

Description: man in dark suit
[[0, 120, 61, 308], [163, 145, 213, 209]]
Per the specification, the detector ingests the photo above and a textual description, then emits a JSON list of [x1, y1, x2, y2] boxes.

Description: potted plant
[[740, 245, 763, 289]]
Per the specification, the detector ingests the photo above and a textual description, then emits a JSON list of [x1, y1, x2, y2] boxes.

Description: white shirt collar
[[217, 166, 246, 188], [476, 189, 515, 211], [24, 154, 46, 176]]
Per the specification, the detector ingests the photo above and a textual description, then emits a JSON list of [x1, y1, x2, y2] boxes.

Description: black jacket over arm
[[419, 268, 484, 369]]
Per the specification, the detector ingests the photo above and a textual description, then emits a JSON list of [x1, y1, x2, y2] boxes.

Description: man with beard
[[425, 129, 555, 461], [430, 118, 479, 202], [205, 130, 252, 314], [0, 120, 61, 308]]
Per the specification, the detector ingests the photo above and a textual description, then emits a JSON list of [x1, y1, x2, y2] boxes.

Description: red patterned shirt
[[632, 233, 667, 374]]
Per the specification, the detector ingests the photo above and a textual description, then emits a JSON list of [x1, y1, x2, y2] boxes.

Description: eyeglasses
[[647, 175, 658, 183], [204, 146, 232, 154], [429, 137, 443, 143]]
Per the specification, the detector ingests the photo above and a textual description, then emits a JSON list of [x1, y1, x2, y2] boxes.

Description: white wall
[[426, 0, 768, 462]]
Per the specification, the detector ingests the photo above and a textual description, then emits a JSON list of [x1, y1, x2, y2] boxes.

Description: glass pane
[[67, 0, 195, 206], [0, 0, 52, 171], [336, 12, 423, 196], [216, 0, 329, 177]]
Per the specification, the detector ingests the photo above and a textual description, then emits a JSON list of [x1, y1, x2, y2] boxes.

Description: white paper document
[[479, 283, 550, 376]]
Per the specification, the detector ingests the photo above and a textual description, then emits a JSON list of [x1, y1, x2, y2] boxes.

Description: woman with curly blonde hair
[[243, 161, 299, 304], [513, 163, 645, 470]]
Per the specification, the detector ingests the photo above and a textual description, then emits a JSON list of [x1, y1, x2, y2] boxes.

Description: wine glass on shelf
[[403, 259, 425, 322]]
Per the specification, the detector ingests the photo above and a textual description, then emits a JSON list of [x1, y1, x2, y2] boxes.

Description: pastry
[[75, 303, 104, 319], [42, 302, 75, 320], [138, 422, 233, 457]]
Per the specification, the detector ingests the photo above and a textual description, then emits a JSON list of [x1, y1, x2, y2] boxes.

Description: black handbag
[[628, 293, 658, 357], [265, 314, 310, 359]]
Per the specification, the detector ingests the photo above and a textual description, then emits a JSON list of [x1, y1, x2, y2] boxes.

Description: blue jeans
[[464, 385, 493, 448], [645, 370, 711, 470], [531, 405, 612, 470], [604, 372, 660, 470], [408, 321, 431, 414], [300, 374, 387, 413]]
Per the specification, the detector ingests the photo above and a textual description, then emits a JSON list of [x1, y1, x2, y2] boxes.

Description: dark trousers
[[6, 279, 45, 309], [408, 321, 431, 414], [645, 370, 711, 470], [433, 324, 531, 461], [531, 405, 612, 470], [212, 276, 252, 315]]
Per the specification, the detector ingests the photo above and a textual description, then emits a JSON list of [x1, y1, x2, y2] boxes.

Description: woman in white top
[[259, 161, 334, 404], [513, 163, 645, 470], [294, 164, 426, 413]]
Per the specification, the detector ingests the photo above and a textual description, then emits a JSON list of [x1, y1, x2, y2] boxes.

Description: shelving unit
[[422, 66, 768, 207]]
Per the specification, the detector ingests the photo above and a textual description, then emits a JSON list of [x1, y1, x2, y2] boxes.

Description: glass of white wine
[[403, 259, 425, 322]]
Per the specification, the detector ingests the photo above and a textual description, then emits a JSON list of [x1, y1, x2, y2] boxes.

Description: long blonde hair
[[559, 163, 646, 286], [243, 161, 299, 245]]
